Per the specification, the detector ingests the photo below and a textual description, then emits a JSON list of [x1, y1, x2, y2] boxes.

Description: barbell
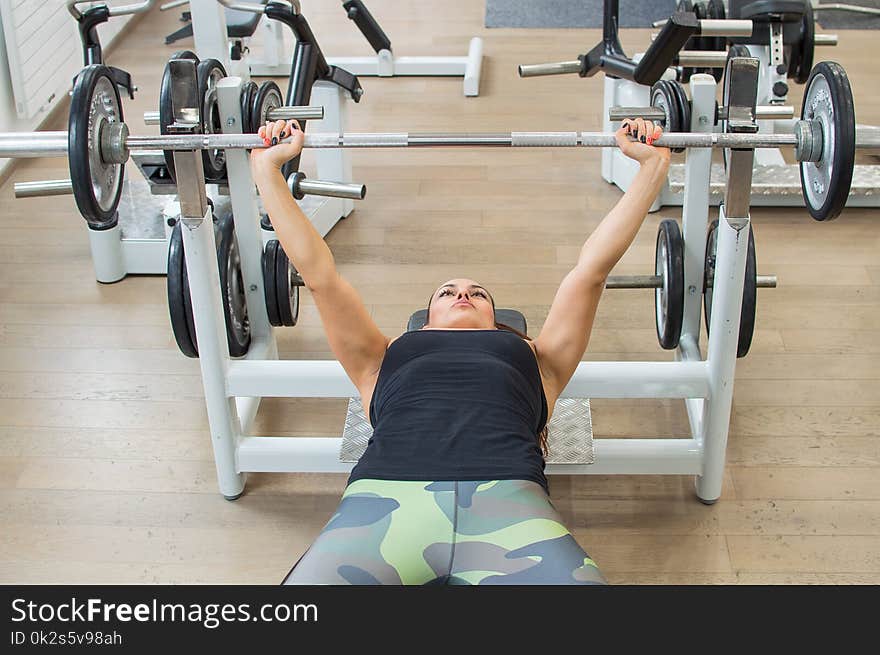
[[3, 61, 874, 225]]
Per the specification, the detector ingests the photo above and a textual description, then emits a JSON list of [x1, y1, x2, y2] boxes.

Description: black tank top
[[347, 329, 550, 492]]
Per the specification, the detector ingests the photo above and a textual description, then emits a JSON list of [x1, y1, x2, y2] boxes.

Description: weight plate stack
[[263, 240, 282, 327], [703, 219, 757, 358], [216, 211, 251, 357], [251, 81, 284, 134], [799, 61, 855, 221], [68, 65, 124, 230], [167, 220, 198, 358], [196, 58, 227, 181], [274, 241, 300, 327], [795, 2, 815, 84], [239, 81, 258, 136], [159, 51, 199, 183], [654, 219, 685, 350]]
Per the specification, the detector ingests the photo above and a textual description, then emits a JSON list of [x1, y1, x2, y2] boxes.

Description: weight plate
[[197, 59, 227, 181], [668, 79, 691, 151], [167, 221, 198, 358], [68, 64, 124, 229], [654, 219, 684, 350], [263, 240, 282, 327], [274, 241, 300, 327], [251, 81, 284, 133], [651, 80, 679, 133], [216, 211, 251, 357], [799, 61, 855, 221], [159, 51, 199, 183], [796, 4, 816, 84], [703, 220, 757, 358], [239, 81, 258, 136]]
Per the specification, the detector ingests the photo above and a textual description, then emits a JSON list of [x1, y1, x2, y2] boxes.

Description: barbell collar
[[13, 179, 74, 198], [517, 61, 582, 78]]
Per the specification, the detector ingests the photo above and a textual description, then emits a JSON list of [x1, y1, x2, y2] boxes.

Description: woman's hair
[[424, 290, 550, 458]]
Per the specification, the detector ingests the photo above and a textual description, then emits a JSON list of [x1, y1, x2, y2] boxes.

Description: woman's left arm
[[532, 119, 670, 389]]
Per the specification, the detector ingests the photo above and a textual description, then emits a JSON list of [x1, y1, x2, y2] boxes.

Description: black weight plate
[[703, 220, 757, 358], [68, 64, 124, 229], [159, 51, 199, 183], [167, 221, 198, 358], [263, 240, 282, 327], [795, 2, 815, 84], [216, 211, 251, 357], [670, 80, 691, 133], [799, 61, 855, 221], [651, 81, 679, 133], [251, 81, 283, 133], [676, 0, 694, 12], [654, 219, 685, 350], [239, 81, 258, 135], [197, 58, 227, 181], [274, 241, 299, 327]]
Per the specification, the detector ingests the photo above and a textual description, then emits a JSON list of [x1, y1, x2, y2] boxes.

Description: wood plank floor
[[1, 1, 878, 584]]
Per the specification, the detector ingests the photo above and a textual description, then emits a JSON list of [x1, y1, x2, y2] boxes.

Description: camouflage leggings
[[282, 479, 606, 585]]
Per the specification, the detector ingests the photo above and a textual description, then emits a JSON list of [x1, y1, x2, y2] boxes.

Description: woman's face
[[423, 278, 496, 330]]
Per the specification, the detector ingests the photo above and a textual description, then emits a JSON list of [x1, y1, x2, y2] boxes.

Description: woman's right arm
[[251, 121, 390, 387]]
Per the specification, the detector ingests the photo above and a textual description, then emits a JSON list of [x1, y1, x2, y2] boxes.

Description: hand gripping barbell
[[2, 61, 876, 224]]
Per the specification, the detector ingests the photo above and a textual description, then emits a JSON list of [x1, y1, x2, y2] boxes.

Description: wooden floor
[[1, 2, 879, 584]]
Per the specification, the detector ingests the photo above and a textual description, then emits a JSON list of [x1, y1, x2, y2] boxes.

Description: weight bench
[[166, 1, 266, 45], [339, 309, 595, 466]]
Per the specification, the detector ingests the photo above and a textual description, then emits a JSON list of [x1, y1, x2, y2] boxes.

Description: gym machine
[[521, 0, 880, 212]]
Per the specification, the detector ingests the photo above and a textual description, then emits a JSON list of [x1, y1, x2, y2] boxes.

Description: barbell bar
[[0, 128, 833, 159], [3, 61, 869, 223], [143, 105, 324, 126]]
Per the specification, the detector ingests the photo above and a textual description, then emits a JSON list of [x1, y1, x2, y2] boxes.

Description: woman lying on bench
[[250, 117, 670, 585]]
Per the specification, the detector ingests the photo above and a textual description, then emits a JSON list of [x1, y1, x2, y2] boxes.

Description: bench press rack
[[168, 59, 763, 504]]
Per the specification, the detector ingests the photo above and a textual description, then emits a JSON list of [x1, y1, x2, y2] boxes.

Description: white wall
[[0, 3, 134, 178]]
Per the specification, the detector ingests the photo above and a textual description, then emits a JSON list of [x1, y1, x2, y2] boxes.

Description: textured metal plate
[[667, 162, 880, 198], [339, 397, 594, 465]]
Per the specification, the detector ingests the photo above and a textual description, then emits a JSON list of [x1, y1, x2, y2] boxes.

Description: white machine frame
[[184, 0, 354, 235], [245, 3, 484, 97], [176, 74, 751, 504]]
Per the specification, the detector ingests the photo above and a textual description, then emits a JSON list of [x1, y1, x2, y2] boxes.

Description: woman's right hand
[[250, 119, 305, 173], [614, 118, 671, 168]]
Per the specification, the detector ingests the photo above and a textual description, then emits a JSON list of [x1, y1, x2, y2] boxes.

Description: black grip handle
[[633, 12, 699, 85], [342, 0, 392, 53]]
